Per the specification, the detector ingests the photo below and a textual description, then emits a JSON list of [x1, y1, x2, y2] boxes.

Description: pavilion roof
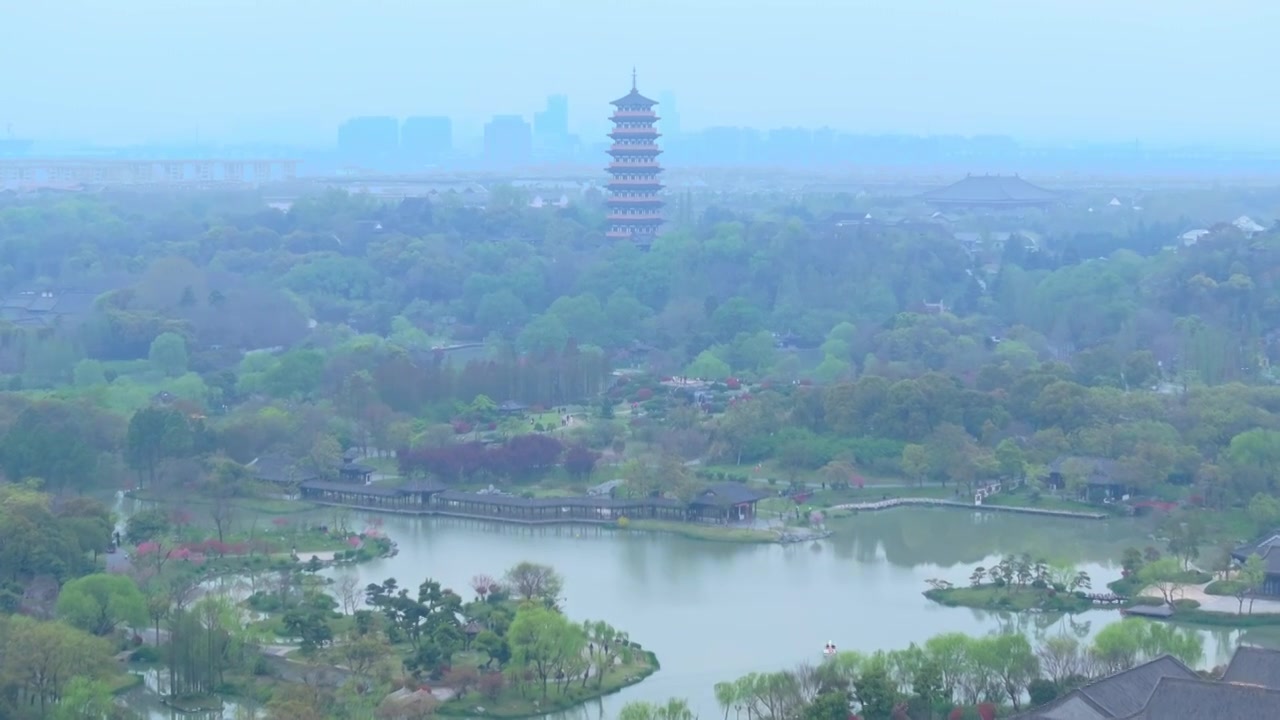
[[249, 454, 319, 485], [1015, 654, 1196, 719], [1120, 676, 1280, 719], [688, 482, 770, 507], [299, 480, 402, 497], [921, 174, 1057, 206], [611, 88, 658, 107], [1222, 645, 1280, 690]]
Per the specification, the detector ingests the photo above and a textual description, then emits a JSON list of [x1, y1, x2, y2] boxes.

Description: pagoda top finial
[[632, 67, 637, 91]]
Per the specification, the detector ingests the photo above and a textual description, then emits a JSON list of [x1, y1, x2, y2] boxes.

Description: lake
[[310, 507, 1254, 719]]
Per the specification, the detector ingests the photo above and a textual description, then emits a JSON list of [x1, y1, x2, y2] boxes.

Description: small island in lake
[[925, 554, 1098, 613], [247, 560, 656, 719]]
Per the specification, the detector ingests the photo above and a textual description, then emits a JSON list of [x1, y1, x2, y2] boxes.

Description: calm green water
[[113, 493, 1257, 720], [320, 508, 1248, 720]]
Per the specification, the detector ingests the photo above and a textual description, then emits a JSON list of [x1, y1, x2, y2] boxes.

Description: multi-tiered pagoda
[[605, 71, 664, 244]]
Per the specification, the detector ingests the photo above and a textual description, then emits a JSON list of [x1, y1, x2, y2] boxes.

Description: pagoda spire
[[604, 72, 664, 246]]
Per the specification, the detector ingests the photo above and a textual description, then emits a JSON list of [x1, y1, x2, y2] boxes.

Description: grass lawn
[[698, 461, 904, 486], [925, 585, 1093, 613], [622, 519, 777, 543], [1109, 569, 1213, 597], [108, 672, 144, 695], [438, 650, 658, 718], [1205, 579, 1247, 596], [796, 484, 956, 507], [1197, 509, 1259, 546], [982, 491, 1101, 514]]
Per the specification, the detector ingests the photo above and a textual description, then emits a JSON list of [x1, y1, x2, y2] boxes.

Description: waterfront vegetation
[[924, 554, 1096, 614], [246, 560, 655, 719], [624, 617, 1204, 720], [3, 191, 1280, 540], [0, 182, 1279, 717]]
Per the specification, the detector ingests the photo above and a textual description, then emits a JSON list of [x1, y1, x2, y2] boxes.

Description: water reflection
[[122, 668, 263, 720], [112, 496, 1259, 720]]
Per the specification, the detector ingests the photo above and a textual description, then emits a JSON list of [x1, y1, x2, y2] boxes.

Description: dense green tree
[[125, 406, 195, 486], [56, 573, 147, 636], [619, 698, 698, 720], [148, 332, 189, 376], [507, 603, 586, 700], [1, 616, 116, 716], [0, 401, 101, 491]]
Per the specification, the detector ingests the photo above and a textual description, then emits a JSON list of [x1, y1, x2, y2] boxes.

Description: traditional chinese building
[[605, 70, 665, 245], [921, 174, 1057, 209]]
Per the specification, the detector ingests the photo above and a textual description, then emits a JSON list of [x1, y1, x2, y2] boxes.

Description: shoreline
[[302, 500, 803, 543], [437, 649, 661, 719], [831, 497, 1107, 520]]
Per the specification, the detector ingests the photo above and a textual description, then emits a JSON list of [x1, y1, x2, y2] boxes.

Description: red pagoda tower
[[605, 70, 664, 244]]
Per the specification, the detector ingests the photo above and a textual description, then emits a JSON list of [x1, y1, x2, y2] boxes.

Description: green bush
[[1205, 580, 1246, 596], [247, 591, 283, 612], [131, 646, 162, 663], [1108, 575, 1145, 597]]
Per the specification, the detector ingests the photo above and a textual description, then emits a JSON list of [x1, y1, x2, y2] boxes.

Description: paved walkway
[[829, 497, 1106, 519], [1168, 581, 1280, 615]]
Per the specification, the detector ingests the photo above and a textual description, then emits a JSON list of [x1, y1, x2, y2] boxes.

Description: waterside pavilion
[[298, 479, 768, 527]]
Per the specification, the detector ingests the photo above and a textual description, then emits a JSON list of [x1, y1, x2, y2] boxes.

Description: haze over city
[[7, 1, 1280, 720], [4, 0, 1278, 147]]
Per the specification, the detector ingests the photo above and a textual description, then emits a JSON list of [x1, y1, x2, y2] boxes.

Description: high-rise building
[[337, 116, 399, 165], [605, 71, 664, 245], [534, 95, 569, 139], [401, 116, 452, 165], [483, 115, 532, 167]]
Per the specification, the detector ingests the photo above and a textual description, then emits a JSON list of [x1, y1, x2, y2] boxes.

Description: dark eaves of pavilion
[[295, 479, 770, 527], [1014, 645, 1280, 719], [921, 174, 1058, 208]]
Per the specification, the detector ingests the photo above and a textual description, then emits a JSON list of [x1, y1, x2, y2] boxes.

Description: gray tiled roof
[[921, 175, 1057, 205], [688, 482, 771, 507], [300, 480, 402, 497], [1048, 456, 1122, 485], [1222, 645, 1280, 690], [1018, 655, 1197, 719], [1119, 676, 1280, 719], [249, 455, 319, 485]]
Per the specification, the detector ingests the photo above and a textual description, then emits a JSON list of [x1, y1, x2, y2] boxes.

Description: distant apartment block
[[401, 116, 452, 165], [337, 116, 399, 164], [483, 115, 533, 166], [534, 95, 569, 140]]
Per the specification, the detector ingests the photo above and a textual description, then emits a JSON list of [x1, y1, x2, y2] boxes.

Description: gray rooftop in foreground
[[1016, 655, 1197, 719]]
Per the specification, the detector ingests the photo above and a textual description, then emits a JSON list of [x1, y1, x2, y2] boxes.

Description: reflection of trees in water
[[829, 509, 1157, 569]]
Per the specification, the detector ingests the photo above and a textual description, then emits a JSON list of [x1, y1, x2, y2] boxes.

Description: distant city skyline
[[3, 0, 1278, 149]]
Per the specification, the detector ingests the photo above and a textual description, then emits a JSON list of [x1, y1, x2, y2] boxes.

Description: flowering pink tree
[[471, 574, 498, 601], [134, 540, 177, 574]]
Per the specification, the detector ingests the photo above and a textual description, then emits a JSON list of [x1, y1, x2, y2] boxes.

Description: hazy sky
[[3, 0, 1277, 146]]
